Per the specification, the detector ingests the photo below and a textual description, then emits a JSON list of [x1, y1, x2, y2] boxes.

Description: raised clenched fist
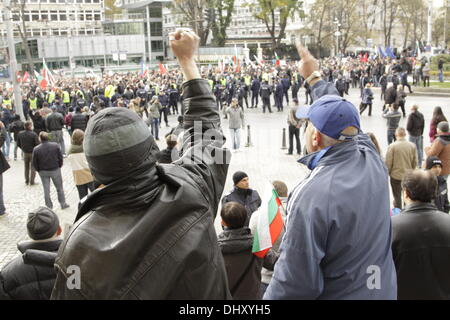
[[169, 28, 200, 63]]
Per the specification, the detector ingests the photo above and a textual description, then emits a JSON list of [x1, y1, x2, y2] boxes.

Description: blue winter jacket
[[264, 80, 397, 300]]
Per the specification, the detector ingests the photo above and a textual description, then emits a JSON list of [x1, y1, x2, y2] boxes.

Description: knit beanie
[[83, 107, 159, 184], [27, 207, 59, 240], [437, 121, 449, 133], [426, 156, 443, 170], [233, 171, 248, 185]]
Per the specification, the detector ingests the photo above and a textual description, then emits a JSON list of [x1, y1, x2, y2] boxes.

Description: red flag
[[23, 71, 30, 83], [16, 71, 22, 83], [158, 62, 167, 75]]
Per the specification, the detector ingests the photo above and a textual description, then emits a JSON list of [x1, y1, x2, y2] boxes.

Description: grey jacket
[[383, 109, 402, 130], [264, 80, 397, 300], [225, 106, 245, 129]]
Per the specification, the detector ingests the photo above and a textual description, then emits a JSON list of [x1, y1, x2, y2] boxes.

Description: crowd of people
[[0, 27, 449, 301]]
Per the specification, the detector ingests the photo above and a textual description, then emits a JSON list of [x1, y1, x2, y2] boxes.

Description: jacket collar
[[402, 202, 438, 213], [17, 238, 63, 254], [233, 186, 252, 196], [298, 141, 357, 170]]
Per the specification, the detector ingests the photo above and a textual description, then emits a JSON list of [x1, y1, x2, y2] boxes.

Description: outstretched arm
[[169, 28, 230, 217]]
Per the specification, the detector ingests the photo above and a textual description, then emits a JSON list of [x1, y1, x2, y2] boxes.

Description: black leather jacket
[[51, 79, 232, 300]]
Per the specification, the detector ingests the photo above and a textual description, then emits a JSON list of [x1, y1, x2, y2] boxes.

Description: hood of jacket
[[218, 228, 253, 254]]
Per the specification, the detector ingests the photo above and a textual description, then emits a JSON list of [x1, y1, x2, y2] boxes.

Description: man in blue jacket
[[264, 46, 397, 300]]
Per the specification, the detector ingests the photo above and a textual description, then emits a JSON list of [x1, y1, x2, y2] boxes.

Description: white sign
[[112, 53, 119, 61]]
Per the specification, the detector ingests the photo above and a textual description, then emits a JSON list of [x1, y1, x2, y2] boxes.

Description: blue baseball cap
[[296, 95, 361, 140]]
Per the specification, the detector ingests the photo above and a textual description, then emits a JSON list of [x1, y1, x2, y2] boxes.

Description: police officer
[[275, 78, 284, 112], [259, 80, 273, 114], [250, 76, 260, 108]]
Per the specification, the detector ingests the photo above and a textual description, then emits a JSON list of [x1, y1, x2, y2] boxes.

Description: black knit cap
[[426, 156, 443, 170], [233, 171, 248, 185], [27, 207, 59, 240], [83, 107, 159, 185]]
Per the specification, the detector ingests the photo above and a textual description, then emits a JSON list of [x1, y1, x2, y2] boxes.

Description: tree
[[432, 7, 450, 48], [11, 0, 34, 73], [171, 0, 211, 46], [209, 0, 235, 46], [307, 0, 333, 58], [247, 0, 303, 52], [382, 0, 399, 47], [397, 0, 427, 49]]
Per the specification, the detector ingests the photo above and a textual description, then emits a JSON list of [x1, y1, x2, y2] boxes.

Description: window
[[50, 11, 58, 21], [151, 40, 163, 51], [41, 11, 48, 20], [150, 22, 162, 36], [86, 12, 93, 20], [149, 7, 162, 18], [60, 13, 67, 21], [94, 13, 101, 20], [77, 0, 83, 3], [31, 11, 39, 21], [49, 0, 57, 3]]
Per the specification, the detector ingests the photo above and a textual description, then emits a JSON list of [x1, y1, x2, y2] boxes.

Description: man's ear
[[312, 129, 321, 148]]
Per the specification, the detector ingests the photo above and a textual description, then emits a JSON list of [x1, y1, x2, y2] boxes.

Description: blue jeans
[[387, 129, 396, 145], [409, 135, 423, 168], [439, 69, 444, 82], [1, 132, 10, 158], [230, 128, 241, 150], [151, 118, 160, 140]]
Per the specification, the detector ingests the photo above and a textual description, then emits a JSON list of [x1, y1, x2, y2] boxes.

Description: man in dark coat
[[275, 79, 284, 112], [51, 29, 231, 299], [222, 171, 262, 226], [406, 105, 425, 167], [218, 202, 262, 300], [0, 144, 9, 216], [392, 170, 450, 299], [71, 107, 88, 133], [384, 83, 397, 112], [0, 207, 62, 299], [17, 121, 40, 185], [260, 80, 272, 113], [281, 74, 291, 106], [250, 77, 261, 108]]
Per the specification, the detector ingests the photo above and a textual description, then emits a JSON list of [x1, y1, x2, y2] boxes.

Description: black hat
[[84, 107, 159, 184], [233, 171, 248, 185], [27, 207, 60, 240], [426, 156, 443, 170], [177, 116, 183, 123]]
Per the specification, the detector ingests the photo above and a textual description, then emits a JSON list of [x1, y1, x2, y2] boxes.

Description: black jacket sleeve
[[176, 79, 231, 219]]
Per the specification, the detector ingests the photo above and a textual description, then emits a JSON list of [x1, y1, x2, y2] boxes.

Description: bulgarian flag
[[42, 58, 55, 86], [22, 71, 30, 83], [252, 183, 285, 258], [275, 52, 280, 66]]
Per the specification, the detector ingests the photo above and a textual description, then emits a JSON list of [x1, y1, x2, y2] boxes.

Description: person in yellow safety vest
[[29, 94, 38, 111], [244, 75, 251, 87], [220, 78, 226, 87], [46, 91, 55, 104], [208, 79, 214, 90], [105, 84, 115, 99], [2, 98, 12, 108], [62, 90, 71, 105], [75, 89, 84, 100]]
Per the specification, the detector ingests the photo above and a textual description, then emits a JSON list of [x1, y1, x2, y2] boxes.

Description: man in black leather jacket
[[51, 28, 232, 300]]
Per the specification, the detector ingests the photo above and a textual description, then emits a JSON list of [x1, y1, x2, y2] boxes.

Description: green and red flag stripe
[[252, 184, 284, 258]]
